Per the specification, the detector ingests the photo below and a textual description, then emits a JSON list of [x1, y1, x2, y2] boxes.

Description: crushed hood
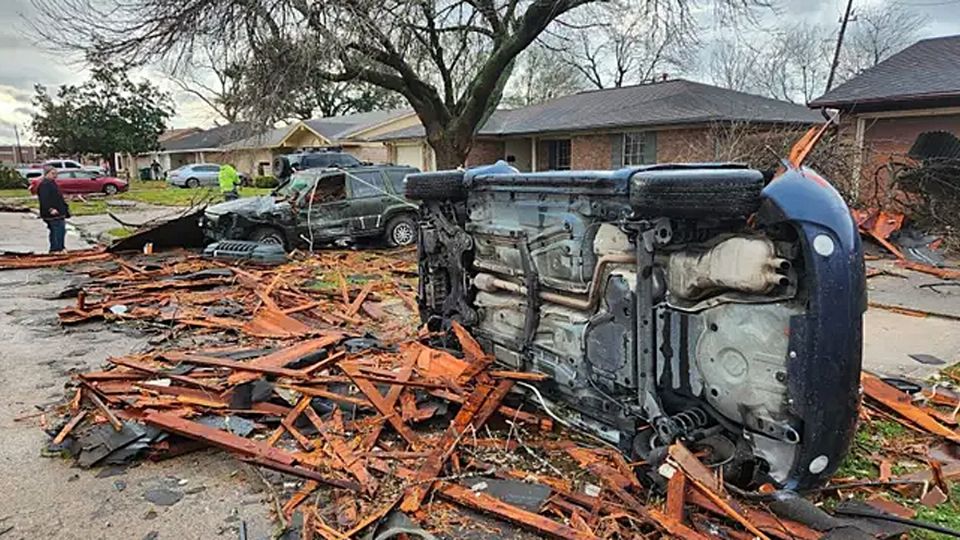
[[205, 196, 289, 218]]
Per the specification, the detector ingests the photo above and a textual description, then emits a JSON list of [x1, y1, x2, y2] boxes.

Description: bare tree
[[549, 2, 699, 89], [753, 25, 833, 104], [708, 38, 756, 93], [31, 0, 761, 168], [502, 43, 588, 107], [166, 42, 246, 124], [836, 4, 929, 83]]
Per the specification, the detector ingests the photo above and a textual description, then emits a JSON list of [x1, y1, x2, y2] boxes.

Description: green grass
[[0, 181, 273, 216], [914, 483, 960, 539], [106, 226, 134, 238]]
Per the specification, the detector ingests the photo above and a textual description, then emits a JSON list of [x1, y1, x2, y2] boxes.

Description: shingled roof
[[373, 79, 819, 141], [810, 35, 960, 110]]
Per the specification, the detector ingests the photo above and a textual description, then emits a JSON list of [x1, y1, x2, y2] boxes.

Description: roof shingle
[[809, 35, 960, 109]]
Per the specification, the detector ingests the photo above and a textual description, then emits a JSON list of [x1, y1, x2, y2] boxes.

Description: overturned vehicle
[[409, 160, 864, 490]]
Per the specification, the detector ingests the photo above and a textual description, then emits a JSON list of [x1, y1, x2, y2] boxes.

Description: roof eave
[[810, 90, 960, 110]]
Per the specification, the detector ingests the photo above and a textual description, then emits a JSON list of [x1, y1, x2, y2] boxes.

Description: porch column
[[531, 137, 538, 172], [198, 152, 205, 163]]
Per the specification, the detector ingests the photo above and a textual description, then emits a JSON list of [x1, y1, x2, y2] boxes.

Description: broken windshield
[[274, 170, 320, 200]]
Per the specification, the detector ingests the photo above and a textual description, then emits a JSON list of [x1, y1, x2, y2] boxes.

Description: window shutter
[[643, 132, 657, 164], [610, 134, 623, 168]]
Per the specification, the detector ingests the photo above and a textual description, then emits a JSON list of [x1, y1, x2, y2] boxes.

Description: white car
[[43, 159, 106, 175]]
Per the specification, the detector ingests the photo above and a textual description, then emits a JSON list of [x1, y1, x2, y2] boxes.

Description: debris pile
[[6, 248, 960, 539]]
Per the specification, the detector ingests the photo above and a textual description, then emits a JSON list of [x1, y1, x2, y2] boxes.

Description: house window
[[623, 132, 657, 165], [547, 139, 571, 170]]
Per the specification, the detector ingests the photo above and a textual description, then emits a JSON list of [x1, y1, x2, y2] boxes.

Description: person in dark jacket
[[36, 165, 70, 252]]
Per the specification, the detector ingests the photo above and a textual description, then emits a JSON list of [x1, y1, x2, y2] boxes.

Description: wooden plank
[[361, 351, 416, 451], [143, 410, 297, 466], [437, 481, 598, 540], [345, 281, 375, 317], [685, 490, 820, 540], [341, 362, 421, 448], [240, 455, 360, 492], [601, 472, 712, 540], [305, 407, 379, 496], [400, 379, 513, 513], [667, 443, 722, 493], [281, 385, 372, 409], [862, 372, 960, 444], [665, 470, 686, 521], [163, 352, 309, 379], [109, 357, 223, 392], [53, 411, 87, 444], [228, 335, 342, 385], [86, 390, 123, 431]]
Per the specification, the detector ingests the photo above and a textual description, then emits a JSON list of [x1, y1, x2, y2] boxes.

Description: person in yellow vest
[[219, 164, 240, 201]]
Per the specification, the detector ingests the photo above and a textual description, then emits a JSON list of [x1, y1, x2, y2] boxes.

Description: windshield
[[273, 170, 319, 199]]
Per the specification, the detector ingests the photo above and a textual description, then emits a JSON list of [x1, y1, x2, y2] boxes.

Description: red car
[[29, 170, 128, 196]]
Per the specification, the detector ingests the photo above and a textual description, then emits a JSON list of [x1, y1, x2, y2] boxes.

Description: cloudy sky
[[0, 0, 958, 146]]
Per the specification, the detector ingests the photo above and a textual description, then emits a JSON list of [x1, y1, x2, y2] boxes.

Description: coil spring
[[670, 408, 710, 432]]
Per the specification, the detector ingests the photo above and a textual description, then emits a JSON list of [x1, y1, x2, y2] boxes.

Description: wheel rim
[[392, 222, 415, 246], [105, 185, 117, 195], [187, 179, 198, 188]]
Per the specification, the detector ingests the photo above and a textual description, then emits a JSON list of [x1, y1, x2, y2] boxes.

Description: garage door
[[394, 144, 422, 169]]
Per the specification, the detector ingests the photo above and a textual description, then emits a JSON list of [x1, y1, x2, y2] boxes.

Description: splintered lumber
[[164, 352, 309, 379], [360, 349, 417, 451], [437, 481, 598, 540], [341, 362, 421, 448], [109, 357, 223, 391], [345, 281, 375, 317], [685, 490, 820, 540], [400, 379, 513, 513], [309, 410, 379, 495], [227, 335, 343, 385], [52, 411, 87, 444], [665, 470, 686, 521], [143, 410, 297, 465], [601, 474, 712, 540], [240, 455, 360, 491], [86, 391, 124, 431], [861, 372, 960, 444], [452, 321, 493, 383]]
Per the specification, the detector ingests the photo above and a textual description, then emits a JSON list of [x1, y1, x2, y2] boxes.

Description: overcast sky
[[0, 0, 958, 146]]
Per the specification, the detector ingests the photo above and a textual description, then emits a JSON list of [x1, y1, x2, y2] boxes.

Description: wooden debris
[[862, 372, 960, 444]]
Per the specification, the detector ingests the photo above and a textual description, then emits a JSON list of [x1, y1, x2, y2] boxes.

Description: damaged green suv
[[201, 165, 421, 249]]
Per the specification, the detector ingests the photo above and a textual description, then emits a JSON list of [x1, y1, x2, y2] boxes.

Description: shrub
[[0, 165, 27, 189], [253, 175, 278, 188]]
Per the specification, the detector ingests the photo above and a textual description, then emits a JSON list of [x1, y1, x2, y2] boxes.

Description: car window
[[64, 161, 80, 169], [349, 171, 386, 199], [301, 174, 346, 205], [198, 165, 220, 172], [334, 154, 361, 167], [74, 171, 96, 179], [275, 170, 321, 199], [385, 169, 411, 194]]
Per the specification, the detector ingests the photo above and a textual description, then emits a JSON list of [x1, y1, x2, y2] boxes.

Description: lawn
[[0, 181, 273, 215]]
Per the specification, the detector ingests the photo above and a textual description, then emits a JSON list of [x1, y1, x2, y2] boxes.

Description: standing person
[[150, 159, 162, 180], [36, 165, 69, 252], [218, 163, 240, 201]]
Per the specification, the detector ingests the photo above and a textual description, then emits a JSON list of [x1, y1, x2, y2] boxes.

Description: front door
[[297, 173, 352, 242], [345, 170, 391, 235]]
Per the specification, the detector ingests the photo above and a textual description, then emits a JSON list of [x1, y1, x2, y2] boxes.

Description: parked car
[[168, 163, 250, 188], [42, 159, 106, 175], [272, 150, 363, 179], [409, 160, 864, 491], [29, 169, 128, 195], [201, 164, 420, 249]]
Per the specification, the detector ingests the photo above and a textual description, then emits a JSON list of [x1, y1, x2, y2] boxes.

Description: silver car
[[167, 163, 224, 188]]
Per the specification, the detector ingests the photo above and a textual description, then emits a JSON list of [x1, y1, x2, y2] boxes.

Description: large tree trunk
[[426, 125, 472, 171]]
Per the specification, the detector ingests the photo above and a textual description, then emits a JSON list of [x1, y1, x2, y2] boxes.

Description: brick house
[[809, 35, 960, 203], [375, 79, 821, 172]]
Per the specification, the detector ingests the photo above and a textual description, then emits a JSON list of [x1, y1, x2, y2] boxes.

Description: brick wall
[[656, 128, 715, 163], [571, 134, 610, 169], [350, 144, 389, 164], [465, 140, 504, 166], [854, 112, 960, 205]]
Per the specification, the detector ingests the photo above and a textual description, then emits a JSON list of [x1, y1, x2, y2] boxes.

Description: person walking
[[218, 163, 240, 201], [36, 165, 70, 252]]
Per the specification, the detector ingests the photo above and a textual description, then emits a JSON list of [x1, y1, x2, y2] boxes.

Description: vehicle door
[[198, 165, 221, 186], [345, 170, 396, 236], [296, 172, 352, 242], [55, 171, 80, 193], [70, 170, 100, 193]]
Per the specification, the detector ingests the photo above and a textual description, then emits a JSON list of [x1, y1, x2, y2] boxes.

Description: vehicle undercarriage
[[409, 162, 865, 490]]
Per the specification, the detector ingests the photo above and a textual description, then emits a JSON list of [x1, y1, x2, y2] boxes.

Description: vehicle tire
[[273, 156, 292, 180], [102, 184, 118, 196], [185, 177, 200, 189], [249, 227, 286, 249], [629, 168, 764, 219], [405, 171, 467, 201], [385, 214, 418, 247]]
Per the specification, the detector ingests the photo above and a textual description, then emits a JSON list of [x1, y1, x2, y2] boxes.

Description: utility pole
[[825, 0, 855, 93], [13, 124, 23, 164]]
